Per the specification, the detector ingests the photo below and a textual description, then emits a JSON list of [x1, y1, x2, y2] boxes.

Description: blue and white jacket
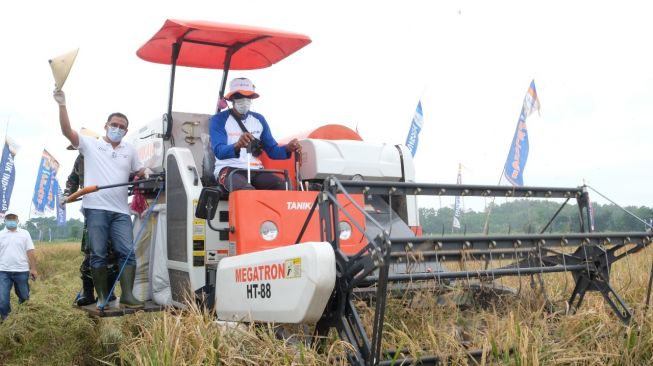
[[209, 109, 290, 178]]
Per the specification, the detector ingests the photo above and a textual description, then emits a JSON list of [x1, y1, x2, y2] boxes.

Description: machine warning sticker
[[284, 257, 301, 279], [217, 249, 228, 258], [206, 250, 219, 264], [192, 200, 206, 240], [206, 250, 229, 264], [228, 242, 236, 256], [192, 219, 205, 240], [193, 256, 204, 267]]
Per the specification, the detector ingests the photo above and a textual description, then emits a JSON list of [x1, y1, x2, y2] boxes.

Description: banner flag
[[46, 179, 57, 211], [452, 163, 462, 230], [405, 100, 424, 157], [31, 149, 60, 214], [56, 182, 66, 226], [503, 80, 540, 186], [0, 138, 19, 218]]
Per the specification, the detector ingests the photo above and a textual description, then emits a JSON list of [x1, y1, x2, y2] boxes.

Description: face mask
[[233, 98, 252, 115], [107, 127, 126, 143], [5, 221, 17, 229]]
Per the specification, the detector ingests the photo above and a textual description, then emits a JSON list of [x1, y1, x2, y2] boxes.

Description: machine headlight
[[260, 221, 279, 241], [339, 221, 352, 240]]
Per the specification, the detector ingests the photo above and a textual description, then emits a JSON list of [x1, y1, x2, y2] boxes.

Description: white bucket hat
[[225, 77, 260, 101]]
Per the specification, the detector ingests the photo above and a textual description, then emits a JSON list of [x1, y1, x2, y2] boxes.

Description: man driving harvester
[[54, 89, 150, 309], [209, 77, 302, 191]]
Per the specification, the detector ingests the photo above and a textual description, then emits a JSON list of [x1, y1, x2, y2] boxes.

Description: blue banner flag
[[405, 100, 424, 157], [31, 149, 60, 214], [503, 80, 540, 186], [47, 179, 57, 211], [452, 163, 462, 230], [56, 182, 66, 226], [0, 138, 18, 217]]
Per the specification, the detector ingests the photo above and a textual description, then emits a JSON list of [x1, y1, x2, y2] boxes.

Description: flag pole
[[482, 80, 539, 234], [481, 168, 506, 234], [452, 162, 463, 233], [482, 128, 514, 234], [0, 118, 15, 220]]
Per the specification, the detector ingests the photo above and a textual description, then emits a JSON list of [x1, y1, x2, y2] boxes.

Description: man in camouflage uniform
[[63, 153, 119, 306]]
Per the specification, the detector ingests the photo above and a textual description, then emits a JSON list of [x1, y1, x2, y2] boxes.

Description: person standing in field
[[53, 89, 150, 309], [61, 151, 118, 307], [0, 213, 37, 321]]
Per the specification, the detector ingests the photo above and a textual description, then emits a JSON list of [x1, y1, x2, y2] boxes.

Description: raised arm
[[53, 90, 79, 148]]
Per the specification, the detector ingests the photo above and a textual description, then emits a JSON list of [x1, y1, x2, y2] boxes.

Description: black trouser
[[218, 167, 286, 192]]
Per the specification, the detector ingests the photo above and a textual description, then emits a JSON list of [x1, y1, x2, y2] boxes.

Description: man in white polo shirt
[[0, 212, 37, 320], [53, 89, 148, 309]]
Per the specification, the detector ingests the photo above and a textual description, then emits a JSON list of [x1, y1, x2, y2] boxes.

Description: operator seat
[[200, 155, 230, 199], [199, 139, 290, 195]]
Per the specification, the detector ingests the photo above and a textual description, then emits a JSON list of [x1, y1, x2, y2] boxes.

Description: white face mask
[[233, 98, 252, 115]]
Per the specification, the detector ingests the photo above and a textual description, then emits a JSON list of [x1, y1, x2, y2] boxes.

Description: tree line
[[9, 217, 85, 242], [4, 199, 652, 242], [420, 200, 653, 235]]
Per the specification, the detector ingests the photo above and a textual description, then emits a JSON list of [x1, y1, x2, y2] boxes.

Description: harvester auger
[[310, 177, 652, 366]]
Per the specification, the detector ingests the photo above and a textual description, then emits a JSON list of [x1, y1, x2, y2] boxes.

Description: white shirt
[[213, 113, 266, 176], [0, 228, 34, 272], [77, 134, 143, 215]]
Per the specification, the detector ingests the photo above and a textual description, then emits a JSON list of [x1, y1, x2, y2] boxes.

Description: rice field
[[0, 241, 651, 365]]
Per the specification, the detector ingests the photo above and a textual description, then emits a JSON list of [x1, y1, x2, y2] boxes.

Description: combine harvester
[[74, 19, 653, 365]]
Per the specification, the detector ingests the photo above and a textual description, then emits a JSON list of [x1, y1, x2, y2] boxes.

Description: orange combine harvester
[[69, 19, 652, 366]]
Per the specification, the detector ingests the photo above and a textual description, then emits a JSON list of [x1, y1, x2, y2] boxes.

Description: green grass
[[0, 242, 651, 365]]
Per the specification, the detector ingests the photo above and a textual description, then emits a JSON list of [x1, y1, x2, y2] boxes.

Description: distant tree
[[22, 216, 85, 241], [67, 218, 84, 240], [420, 200, 652, 235]]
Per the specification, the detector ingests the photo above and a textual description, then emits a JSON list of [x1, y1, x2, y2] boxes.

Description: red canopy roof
[[136, 19, 311, 70]]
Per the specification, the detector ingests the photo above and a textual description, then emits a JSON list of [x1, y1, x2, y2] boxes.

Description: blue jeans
[[0, 271, 30, 320], [84, 209, 135, 268]]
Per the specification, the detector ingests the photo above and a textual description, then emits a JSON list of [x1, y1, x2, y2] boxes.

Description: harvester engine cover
[[299, 139, 405, 181], [215, 241, 336, 323]]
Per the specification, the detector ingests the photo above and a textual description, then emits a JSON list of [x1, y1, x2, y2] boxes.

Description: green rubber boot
[[119, 265, 144, 308], [91, 267, 110, 309]]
